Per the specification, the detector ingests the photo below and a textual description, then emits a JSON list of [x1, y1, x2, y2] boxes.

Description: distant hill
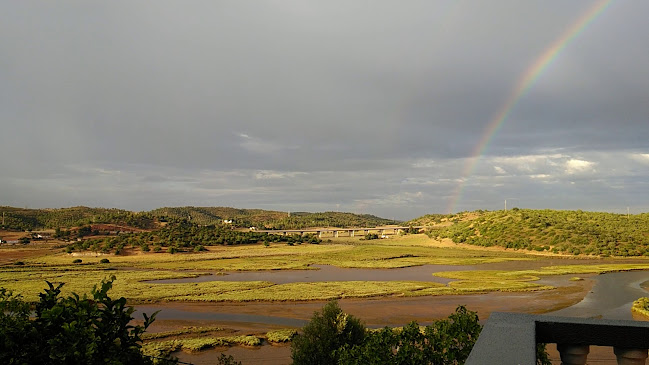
[[0, 206, 400, 231], [418, 209, 649, 257], [149, 207, 400, 229], [0, 206, 155, 231]]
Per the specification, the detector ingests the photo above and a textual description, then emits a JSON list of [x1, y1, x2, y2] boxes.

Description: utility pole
[[627, 207, 630, 219], [504, 198, 519, 212]]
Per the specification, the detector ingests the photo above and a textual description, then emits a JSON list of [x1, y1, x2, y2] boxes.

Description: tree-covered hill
[[0, 206, 155, 231], [149, 207, 400, 229], [0, 206, 400, 231], [262, 211, 401, 229], [148, 206, 287, 227], [422, 209, 649, 257]]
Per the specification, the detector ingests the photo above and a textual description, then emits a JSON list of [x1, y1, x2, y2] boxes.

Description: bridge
[[252, 226, 425, 238]]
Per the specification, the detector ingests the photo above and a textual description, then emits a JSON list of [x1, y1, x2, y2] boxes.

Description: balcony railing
[[466, 312, 649, 365]]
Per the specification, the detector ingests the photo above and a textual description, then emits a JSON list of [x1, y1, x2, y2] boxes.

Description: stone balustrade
[[466, 312, 649, 365]]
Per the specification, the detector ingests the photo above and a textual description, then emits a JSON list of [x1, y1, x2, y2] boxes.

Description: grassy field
[[25, 235, 533, 270], [2, 235, 649, 303]]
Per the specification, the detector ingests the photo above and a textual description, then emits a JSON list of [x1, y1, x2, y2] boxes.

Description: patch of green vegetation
[[32, 235, 531, 271], [430, 264, 649, 296], [0, 278, 169, 364], [68, 223, 322, 254], [0, 205, 400, 231], [0, 268, 271, 302], [425, 209, 649, 257], [632, 297, 649, 317], [142, 335, 261, 355], [266, 329, 298, 343], [15, 238, 649, 303], [0, 264, 561, 303], [149, 207, 400, 228], [0, 205, 157, 230], [291, 301, 486, 365]]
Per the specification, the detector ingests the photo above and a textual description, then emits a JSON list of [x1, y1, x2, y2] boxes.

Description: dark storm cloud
[[1, 1, 648, 219]]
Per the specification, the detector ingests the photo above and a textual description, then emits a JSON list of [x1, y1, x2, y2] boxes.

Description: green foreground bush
[[291, 301, 481, 365], [340, 306, 481, 365], [0, 277, 173, 365], [291, 301, 365, 364], [292, 301, 550, 365]]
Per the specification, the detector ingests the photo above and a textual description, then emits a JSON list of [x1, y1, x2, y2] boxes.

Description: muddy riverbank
[[135, 257, 649, 365]]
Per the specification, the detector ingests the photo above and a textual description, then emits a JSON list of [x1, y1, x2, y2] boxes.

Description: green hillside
[[149, 207, 400, 228], [422, 209, 649, 257], [0, 206, 399, 231], [0, 206, 155, 231]]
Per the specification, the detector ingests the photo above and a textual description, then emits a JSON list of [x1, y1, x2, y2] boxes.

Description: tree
[[0, 277, 173, 364], [337, 306, 482, 365], [291, 300, 365, 365]]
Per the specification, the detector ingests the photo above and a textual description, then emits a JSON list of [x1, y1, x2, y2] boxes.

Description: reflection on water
[[548, 270, 649, 320], [144, 264, 472, 285]]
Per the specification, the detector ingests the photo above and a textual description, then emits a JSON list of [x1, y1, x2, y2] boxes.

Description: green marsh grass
[[142, 336, 261, 355], [6, 237, 649, 303], [266, 329, 298, 343]]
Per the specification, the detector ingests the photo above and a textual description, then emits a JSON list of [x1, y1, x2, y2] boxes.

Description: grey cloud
[[1, 1, 648, 219]]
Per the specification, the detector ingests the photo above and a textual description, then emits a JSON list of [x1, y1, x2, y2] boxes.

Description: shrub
[[291, 300, 365, 365], [0, 278, 170, 364], [336, 305, 482, 365], [72, 258, 82, 264], [99, 258, 110, 264], [217, 354, 241, 365]]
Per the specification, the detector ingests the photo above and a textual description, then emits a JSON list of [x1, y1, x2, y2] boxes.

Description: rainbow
[[446, 0, 612, 213]]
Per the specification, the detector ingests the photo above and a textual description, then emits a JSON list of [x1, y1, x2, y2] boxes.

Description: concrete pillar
[[614, 347, 648, 365], [350, 230, 355, 237], [318, 231, 322, 238], [334, 231, 339, 238], [557, 344, 589, 365], [380, 229, 385, 236]]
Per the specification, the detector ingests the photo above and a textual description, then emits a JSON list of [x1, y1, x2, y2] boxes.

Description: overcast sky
[[1, 1, 648, 220]]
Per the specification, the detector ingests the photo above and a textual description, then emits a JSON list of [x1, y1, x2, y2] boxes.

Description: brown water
[[138, 270, 649, 327], [138, 260, 649, 365], [175, 343, 292, 365]]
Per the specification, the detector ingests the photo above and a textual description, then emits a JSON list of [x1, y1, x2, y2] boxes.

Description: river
[[547, 270, 649, 320], [137, 268, 649, 327]]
